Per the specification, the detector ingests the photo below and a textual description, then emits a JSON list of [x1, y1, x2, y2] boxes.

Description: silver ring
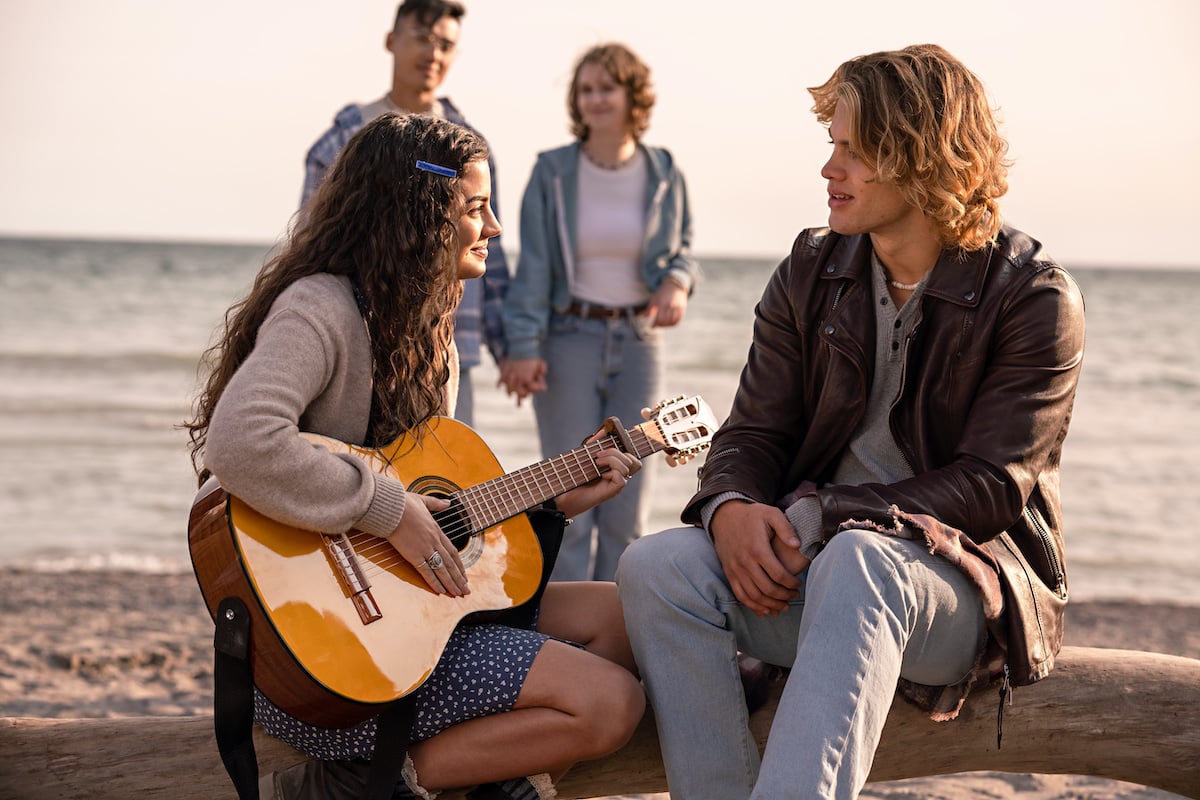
[[426, 551, 444, 570]]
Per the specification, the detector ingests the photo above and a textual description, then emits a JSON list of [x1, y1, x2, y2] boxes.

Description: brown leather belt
[[564, 300, 648, 320]]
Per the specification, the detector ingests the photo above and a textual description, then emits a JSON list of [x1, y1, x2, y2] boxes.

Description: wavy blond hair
[[809, 44, 1010, 251]]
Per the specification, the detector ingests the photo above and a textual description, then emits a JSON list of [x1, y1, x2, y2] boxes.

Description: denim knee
[[618, 527, 689, 580], [616, 526, 720, 604], [614, 528, 655, 589], [806, 528, 902, 595]]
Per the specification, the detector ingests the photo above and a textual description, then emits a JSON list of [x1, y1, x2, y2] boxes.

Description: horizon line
[[1, 231, 1196, 273]]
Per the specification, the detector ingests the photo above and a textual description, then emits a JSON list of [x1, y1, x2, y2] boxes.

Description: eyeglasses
[[405, 28, 457, 55]]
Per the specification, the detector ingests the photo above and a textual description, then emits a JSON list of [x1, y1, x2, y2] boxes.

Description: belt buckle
[[572, 300, 633, 320]]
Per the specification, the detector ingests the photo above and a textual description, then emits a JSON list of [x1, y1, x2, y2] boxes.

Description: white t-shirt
[[571, 150, 649, 307]]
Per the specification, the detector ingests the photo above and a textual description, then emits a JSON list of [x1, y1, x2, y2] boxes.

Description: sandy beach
[[0, 567, 1195, 799]]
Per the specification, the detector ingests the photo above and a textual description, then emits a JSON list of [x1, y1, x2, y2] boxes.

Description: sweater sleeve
[[203, 281, 407, 539]]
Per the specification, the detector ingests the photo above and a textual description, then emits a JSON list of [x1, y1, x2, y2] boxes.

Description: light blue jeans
[[534, 311, 662, 581], [616, 525, 985, 799]]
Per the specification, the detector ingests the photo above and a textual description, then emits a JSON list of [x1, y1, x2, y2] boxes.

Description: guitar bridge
[[322, 533, 382, 625]]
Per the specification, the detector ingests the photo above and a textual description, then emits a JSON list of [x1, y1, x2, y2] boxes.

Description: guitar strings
[[346, 430, 657, 579], [348, 436, 615, 577]]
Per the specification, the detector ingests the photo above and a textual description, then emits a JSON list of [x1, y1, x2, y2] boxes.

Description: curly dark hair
[[185, 113, 489, 481], [568, 43, 656, 141]]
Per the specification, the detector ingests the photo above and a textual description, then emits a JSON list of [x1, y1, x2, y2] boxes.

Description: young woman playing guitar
[[185, 113, 644, 800]]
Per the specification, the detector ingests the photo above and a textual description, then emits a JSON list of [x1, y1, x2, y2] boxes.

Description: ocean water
[[1, 236, 1197, 606]]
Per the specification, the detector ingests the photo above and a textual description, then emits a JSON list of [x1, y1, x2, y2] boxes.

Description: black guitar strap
[[213, 596, 260, 800], [212, 596, 421, 800], [364, 700, 418, 800]]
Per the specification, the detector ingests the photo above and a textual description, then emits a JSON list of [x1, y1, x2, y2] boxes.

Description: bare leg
[[535, 581, 638, 675], [407, 582, 644, 791]]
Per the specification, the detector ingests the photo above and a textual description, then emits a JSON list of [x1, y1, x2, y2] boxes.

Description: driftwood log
[[1, 646, 1196, 799]]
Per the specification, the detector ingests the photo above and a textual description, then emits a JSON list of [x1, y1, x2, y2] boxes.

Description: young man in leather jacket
[[616, 44, 1085, 800]]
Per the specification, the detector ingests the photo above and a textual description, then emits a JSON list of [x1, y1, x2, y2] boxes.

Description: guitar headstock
[[640, 395, 719, 466]]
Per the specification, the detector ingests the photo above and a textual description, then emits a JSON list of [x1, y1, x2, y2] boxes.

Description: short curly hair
[[568, 43, 656, 142], [808, 44, 1010, 251]]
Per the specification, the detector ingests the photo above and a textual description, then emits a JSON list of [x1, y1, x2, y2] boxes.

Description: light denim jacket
[[503, 141, 699, 361]]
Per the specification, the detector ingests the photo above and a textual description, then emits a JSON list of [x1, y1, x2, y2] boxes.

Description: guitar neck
[[456, 424, 661, 531]]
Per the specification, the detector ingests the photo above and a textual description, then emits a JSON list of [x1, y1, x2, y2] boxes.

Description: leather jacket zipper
[[1025, 505, 1066, 597], [820, 281, 847, 361]]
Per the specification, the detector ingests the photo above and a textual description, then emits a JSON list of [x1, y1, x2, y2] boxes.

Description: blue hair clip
[[415, 160, 457, 178]]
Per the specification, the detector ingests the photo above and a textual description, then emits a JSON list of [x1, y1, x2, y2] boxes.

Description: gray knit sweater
[[203, 272, 458, 539]]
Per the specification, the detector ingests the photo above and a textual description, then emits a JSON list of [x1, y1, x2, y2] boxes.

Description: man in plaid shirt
[[300, 0, 508, 427]]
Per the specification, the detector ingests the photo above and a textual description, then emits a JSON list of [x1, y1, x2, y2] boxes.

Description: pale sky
[[2, 0, 1198, 268]]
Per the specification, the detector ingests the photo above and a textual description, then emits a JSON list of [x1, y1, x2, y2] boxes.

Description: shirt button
[[825, 264, 836, 273], [824, 325, 836, 335], [964, 291, 976, 301]]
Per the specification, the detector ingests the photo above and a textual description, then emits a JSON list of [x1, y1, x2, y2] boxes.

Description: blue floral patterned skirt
[[254, 618, 549, 760]]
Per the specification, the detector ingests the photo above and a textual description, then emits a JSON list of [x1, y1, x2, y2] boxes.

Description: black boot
[[466, 774, 555, 799]]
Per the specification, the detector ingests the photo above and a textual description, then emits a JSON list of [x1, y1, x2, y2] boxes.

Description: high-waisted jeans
[[534, 311, 662, 581], [616, 525, 985, 799]]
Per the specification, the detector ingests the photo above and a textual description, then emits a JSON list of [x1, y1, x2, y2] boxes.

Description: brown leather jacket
[[683, 226, 1086, 686]]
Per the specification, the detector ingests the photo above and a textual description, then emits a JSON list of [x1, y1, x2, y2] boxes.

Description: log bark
[[1, 647, 1196, 799]]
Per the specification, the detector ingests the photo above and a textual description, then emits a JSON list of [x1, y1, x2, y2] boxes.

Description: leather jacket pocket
[[986, 530, 1067, 685]]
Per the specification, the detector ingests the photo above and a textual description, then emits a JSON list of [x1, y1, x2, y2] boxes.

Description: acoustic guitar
[[188, 395, 717, 728]]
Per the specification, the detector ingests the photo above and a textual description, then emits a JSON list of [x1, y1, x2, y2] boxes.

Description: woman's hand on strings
[[386, 492, 470, 596]]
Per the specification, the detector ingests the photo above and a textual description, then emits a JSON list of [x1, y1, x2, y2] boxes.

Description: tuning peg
[[665, 450, 696, 468]]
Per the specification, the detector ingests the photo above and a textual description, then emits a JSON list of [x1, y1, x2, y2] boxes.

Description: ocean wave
[[0, 394, 192, 421], [2, 240, 1197, 609], [0, 350, 202, 370], [12, 551, 193, 575]]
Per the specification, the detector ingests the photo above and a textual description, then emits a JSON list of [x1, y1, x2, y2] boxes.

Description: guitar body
[[189, 395, 717, 729], [189, 417, 545, 728]]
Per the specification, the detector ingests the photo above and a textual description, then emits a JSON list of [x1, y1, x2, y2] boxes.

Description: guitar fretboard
[[456, 426, 659, 532]]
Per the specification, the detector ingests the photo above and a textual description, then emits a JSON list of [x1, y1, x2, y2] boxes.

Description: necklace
[[582, 144, 636, 171], [888, 277, 922, 291]]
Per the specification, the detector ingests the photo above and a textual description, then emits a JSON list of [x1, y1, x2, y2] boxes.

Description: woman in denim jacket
[[501, 43, 700, 581]]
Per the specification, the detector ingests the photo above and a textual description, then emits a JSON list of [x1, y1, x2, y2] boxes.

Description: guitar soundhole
[[411, 477, 485, 569]]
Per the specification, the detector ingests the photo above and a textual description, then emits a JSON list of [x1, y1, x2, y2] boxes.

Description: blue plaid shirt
[[301, 97, 509, 369]]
